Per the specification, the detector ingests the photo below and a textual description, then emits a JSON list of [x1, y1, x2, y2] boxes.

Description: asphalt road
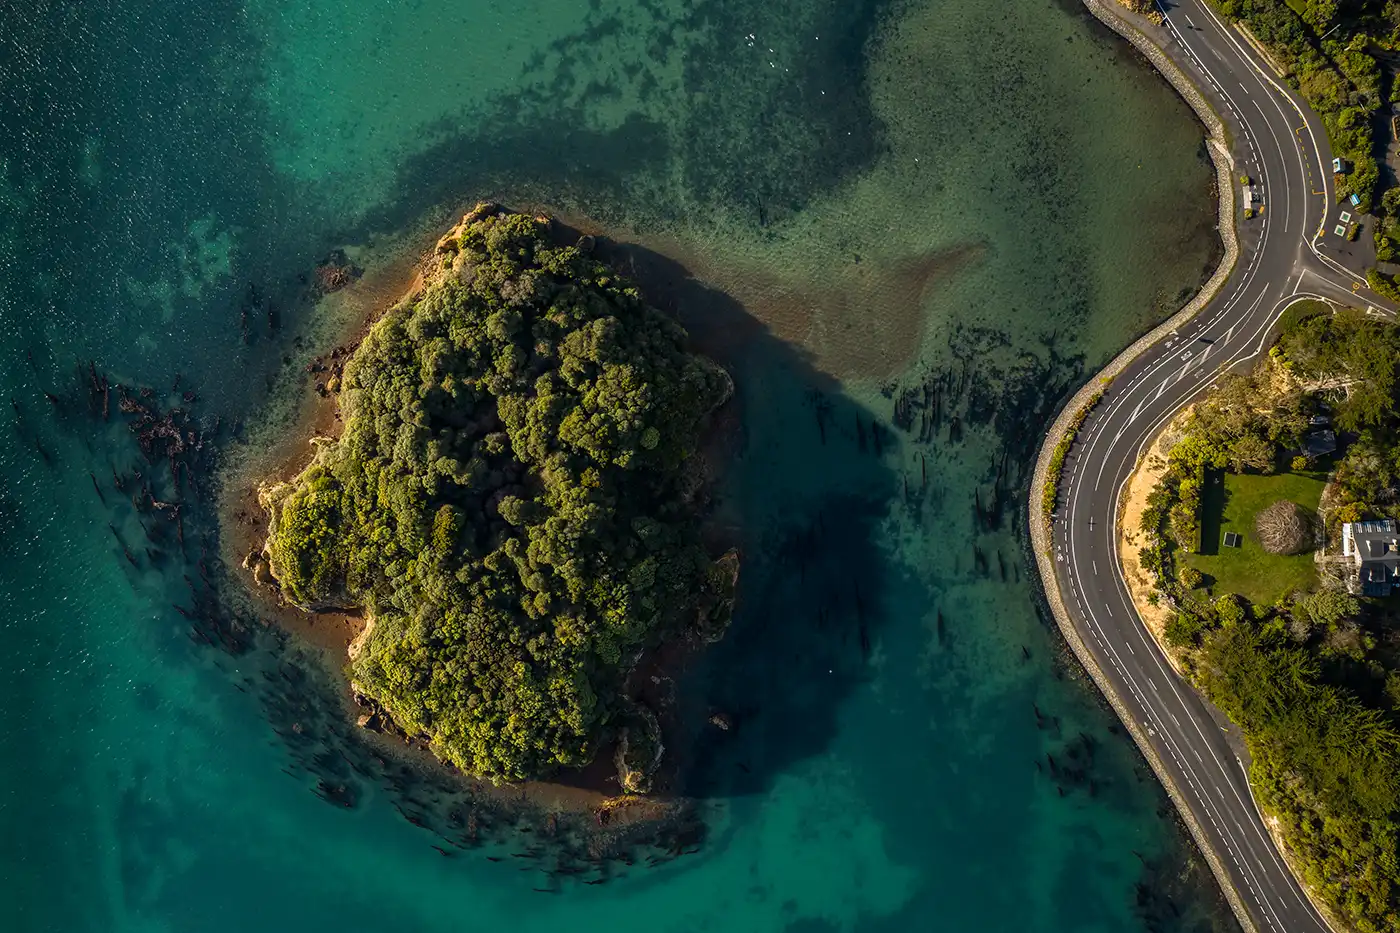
[[1051, 2, 1394, 931]]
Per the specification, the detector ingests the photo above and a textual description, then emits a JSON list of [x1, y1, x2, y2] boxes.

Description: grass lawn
[[1186, 467, 1328, 605]]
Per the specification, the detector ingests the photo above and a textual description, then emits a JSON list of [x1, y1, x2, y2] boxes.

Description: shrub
[[1165, 611, 1207, 649], [1041, 391, 1103, 530], [1170, 468, 1204, 553], [1367, 268, 1400, 304], [1215, 594, 1246, 627]]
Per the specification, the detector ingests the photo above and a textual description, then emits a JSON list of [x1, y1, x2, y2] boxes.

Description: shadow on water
[[1, 1, 1247, 930], [16, 211, 908, 886], [588, 236, 1114, 801], [573, 233, 906, 800]]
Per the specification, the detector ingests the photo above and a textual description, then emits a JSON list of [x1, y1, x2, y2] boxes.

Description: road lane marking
[[1130, 30, 1361, 908], [1088, 281, 1267, 493], [1069, 275, 1323, 931]]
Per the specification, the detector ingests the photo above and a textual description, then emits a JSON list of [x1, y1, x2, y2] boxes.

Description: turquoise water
[[0, 1, 1236, 932]]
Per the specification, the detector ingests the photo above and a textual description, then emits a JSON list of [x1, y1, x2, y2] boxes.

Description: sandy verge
[[219, 248, 427, 660], [1116, 406, 1355, 932], [1116, 408, 1193, 676]]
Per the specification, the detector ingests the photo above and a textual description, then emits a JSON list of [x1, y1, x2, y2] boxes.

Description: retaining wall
[[1029, 2, 1250, 930]]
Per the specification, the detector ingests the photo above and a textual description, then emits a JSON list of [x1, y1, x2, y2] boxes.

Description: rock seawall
[[1030, 2, 1251, 931]]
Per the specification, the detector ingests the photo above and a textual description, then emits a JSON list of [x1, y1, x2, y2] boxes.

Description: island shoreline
[[215, 208, 738, 824]]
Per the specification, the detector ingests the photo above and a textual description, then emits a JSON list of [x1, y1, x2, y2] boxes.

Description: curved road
[[1053, 2, 1392, 931]]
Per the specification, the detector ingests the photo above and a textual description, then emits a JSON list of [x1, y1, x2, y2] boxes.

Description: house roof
[[1362, 561, 1400, 581], [1345, 521, 1400, 575]]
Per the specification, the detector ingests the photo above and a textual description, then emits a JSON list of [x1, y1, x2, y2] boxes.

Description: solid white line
[[1068, 6, 1346, 923], [1090, 290, 1338, 932], [1070, 298, 1318, 932]]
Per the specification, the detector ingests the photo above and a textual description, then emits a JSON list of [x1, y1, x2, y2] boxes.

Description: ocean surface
[[0, 1, 1235, 932]]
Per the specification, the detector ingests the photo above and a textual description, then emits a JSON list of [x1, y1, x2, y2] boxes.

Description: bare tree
[[1255, 499, 1316, 555]]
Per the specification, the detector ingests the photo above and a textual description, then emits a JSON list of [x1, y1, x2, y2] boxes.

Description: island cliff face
[[260, 206, 736, 788]]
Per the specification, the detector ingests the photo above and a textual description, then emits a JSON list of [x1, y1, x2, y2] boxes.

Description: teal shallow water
[[1, 1, 1234, 931]]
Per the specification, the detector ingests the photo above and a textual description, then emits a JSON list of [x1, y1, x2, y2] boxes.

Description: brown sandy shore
[[214, 214, 694, 826], [1115, 408, 1192, 678]]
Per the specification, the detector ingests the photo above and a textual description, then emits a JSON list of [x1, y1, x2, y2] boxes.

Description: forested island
[[257, 206, 738, 790], [1131, 304, 1400, 932]]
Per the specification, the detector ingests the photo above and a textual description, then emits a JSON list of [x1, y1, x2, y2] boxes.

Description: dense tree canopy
[[264, 209, 735, 783], [1200, 625, 1400, 930], [1278, 307, 1400, 432]]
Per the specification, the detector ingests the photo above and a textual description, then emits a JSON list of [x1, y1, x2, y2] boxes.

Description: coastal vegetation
[[1212, 0, 1400, 282], [1216, 0, 1388, 211], [1115, 0, 1165, 23], [1133, 303, 1400, 932], [1041, 388, 1105, 533], [1366, 267, 1400, 303], [1215, 0, 1388, 208], [262, 207, 736, 786]]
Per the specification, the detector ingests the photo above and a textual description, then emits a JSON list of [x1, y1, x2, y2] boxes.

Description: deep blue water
[[1, 1, 1236, 931]]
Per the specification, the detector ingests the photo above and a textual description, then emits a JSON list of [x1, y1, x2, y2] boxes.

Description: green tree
[[1215, 594, 1246, 628], [1230, 432, 1276, 473], [1291, 590, 1359, 631], [1304, 0, 1338, 30], [264, 210, 736, 784]]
